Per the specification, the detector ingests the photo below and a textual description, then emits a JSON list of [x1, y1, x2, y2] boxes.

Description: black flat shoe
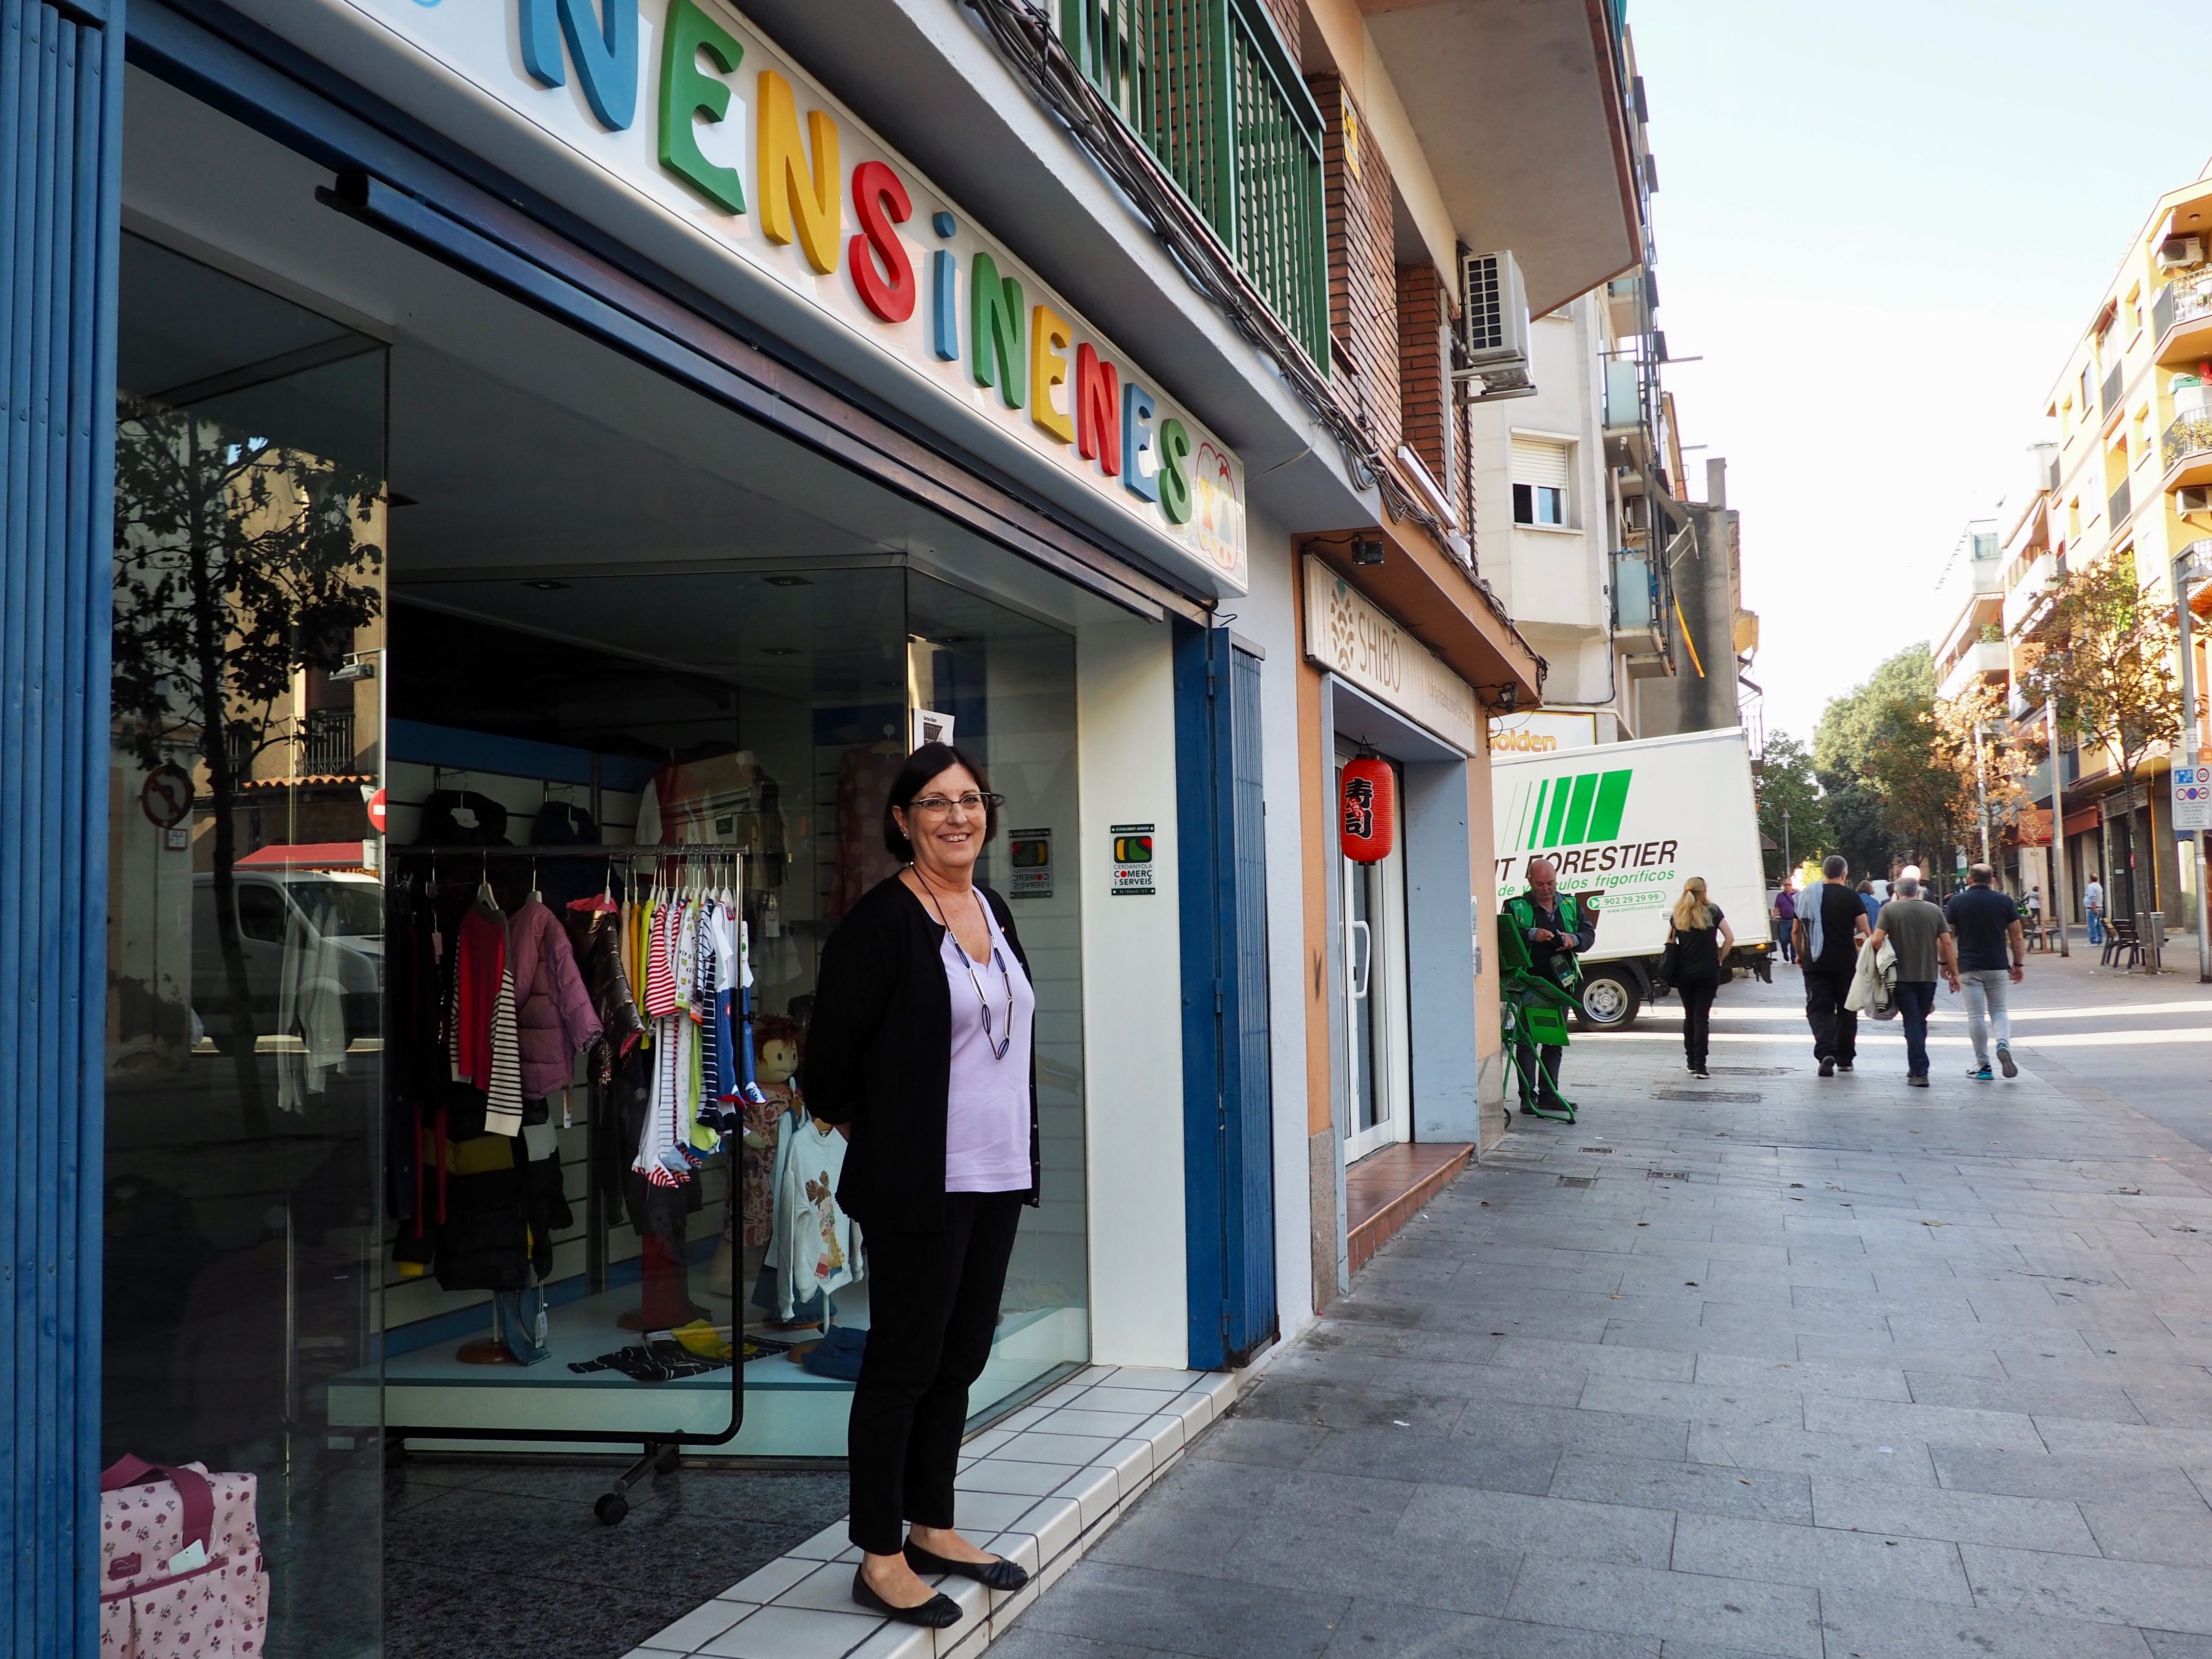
[[905, 1539, 1031, 1593], [852, 1564, 963, 1627]]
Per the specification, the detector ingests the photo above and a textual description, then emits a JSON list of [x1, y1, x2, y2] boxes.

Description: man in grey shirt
[[1868, 875, 1960, 1087]]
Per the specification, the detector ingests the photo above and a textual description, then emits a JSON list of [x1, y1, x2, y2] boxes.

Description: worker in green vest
[[1504, 858, 1597, 1116]]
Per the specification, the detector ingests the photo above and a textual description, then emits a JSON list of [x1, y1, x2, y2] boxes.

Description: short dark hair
[[1969, 862, 1994, 885], [883, 742, 1000, 862], [1856, 880, 1873, 893], [1823, 855, 1847, 879]]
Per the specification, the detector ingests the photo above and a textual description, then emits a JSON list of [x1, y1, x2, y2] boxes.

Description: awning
[[235, 841, 373, 870]]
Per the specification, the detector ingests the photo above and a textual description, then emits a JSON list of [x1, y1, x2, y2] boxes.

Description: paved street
[[1000, 951, 2212, 1658]]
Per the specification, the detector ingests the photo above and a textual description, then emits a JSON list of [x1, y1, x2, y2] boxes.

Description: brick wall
[[1308, 74, 1400, 456], [1396, 263, 1447, 481], [1252, 0, 1302, 61]]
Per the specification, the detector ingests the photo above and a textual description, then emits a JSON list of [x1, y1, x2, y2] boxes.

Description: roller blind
[[1510, 436, 1571, 489]]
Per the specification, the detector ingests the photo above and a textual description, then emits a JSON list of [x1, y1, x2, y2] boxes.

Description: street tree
[[1756, 730, 1829, 880], [110, 392, 383, 1128], [2011, 556, 2181, 804]]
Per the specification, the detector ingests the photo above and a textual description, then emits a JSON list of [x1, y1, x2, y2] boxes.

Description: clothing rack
[[394, 845, 721, 857], [384, 838, 750, 1505]]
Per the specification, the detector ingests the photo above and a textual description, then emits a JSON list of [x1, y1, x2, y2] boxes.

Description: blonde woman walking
[[1667, 877, 1735, 1079]]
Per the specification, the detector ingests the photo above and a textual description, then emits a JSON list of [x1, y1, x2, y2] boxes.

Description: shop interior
[[106, 64, 1100, 1658]]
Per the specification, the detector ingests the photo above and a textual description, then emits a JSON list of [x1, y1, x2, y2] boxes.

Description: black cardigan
[[800, 874, 1041, 1232]]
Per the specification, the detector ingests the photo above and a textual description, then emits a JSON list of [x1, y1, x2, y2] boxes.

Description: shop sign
[[1108, 824, 1155, 895], [2175, 764, 2212, 832], [1301, 557, 1480, 754], [333, 0, 1247, 590], [1489, 712, 1596, 754], [1008, 828, 1053, 897]]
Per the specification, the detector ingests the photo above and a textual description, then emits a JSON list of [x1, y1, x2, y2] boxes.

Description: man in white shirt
[[2084, 872, 2106, 946]]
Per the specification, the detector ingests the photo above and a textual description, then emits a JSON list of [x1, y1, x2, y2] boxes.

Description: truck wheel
[[1577, 970, 1641, 1031]]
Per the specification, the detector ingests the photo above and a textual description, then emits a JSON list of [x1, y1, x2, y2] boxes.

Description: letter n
[[1077, 345, 1119, 473], [971, 252, 1023, 408], [756, 70, 841, 274], [519, 0, 639, 131]]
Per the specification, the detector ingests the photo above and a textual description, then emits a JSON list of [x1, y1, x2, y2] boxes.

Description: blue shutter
[[1, 1, 122, 1653], [1175, 621, 1277, 1370]]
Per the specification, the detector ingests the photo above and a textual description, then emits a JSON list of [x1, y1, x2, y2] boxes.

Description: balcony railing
[[2109, 476, 2132, 529], [1061, 0, 1329, 369], [2154, 273, 2212, 352], [1612, 547, 1663, 638], [2163, 411, 2212, 478], [2102, 359, 2124, 418], [301, 710, 355, 776]]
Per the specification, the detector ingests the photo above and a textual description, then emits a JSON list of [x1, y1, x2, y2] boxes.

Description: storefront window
[[106, 231, 389, 1658], [111, 63, 1100, 1654]]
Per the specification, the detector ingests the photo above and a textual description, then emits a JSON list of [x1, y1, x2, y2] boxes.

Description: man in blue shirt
[[1945, 863, 2025, 1081]]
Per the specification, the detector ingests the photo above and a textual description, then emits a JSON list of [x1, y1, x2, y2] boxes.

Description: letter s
[[849, 160, 915, 324]]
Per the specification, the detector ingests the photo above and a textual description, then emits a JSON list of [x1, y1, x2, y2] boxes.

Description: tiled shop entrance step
[[1345, 1140, 1475, 1276], [627, 1365, 1241, 1659]]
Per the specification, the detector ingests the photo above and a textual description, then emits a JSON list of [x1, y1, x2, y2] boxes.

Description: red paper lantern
[[1340, 755, 1395, 862]]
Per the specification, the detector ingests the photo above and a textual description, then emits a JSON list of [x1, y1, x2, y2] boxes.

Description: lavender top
[[940, 897, 1036, 1193]]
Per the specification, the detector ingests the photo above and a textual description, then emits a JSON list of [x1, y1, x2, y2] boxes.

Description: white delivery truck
[[1491, 725, 1772, 1030]]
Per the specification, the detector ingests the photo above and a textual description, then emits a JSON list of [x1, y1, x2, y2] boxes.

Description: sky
[[1628, 0, 2212, 746]]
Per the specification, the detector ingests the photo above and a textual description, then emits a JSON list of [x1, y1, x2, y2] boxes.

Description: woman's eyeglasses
[[907, 791, 1005, 815]]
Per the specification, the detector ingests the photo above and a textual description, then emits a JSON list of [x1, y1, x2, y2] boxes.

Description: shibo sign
[[358, 0, 1248, 589]]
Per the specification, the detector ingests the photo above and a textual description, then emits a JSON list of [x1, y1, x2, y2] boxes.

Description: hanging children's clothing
[[450, 900, 524, 1136], [762, 1113, 861, 1321]]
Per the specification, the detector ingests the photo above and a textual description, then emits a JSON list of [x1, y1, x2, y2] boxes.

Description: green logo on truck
[[1512, 769, 1632, 851]]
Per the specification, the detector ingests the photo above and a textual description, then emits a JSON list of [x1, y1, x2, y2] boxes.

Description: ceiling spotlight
[[522, 578, 571, 591], [1352, 536, 1385, 566], [761, 646, 800, 657], [763, 575, 812, 588]]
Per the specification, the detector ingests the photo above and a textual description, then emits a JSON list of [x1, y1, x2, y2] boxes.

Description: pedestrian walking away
[[1794, 855, 1871, 1077], [1666, 877, 1734, 1079], [1868, 875, 1960, 1086], [1856, 878, 1881, 926], [1773, 881, 1796, 963], [1504, 857, 1596, 1116], [2085, 871, 2106, 946], [1946, 861, 2025, 1080]]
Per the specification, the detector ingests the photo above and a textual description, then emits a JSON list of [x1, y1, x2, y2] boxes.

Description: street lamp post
[[1782, 808, 1791, 879], [2048, 694, 2071, 959], [1971, 723, 1992, 868], [2173, 547, 2211, 982]]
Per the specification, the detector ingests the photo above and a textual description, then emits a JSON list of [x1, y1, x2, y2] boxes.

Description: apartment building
[[1468, 42, 1759, 758], [4, 0, 1646, 1646], [1470, 277, 1676, 747], [2004, 161, 2212, 936]]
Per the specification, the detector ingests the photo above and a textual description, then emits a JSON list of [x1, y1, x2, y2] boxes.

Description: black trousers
[[848, 1189, 1024, 1554], [1513, 1042, 1566, 1106], [1802, 969, 1857, 1064], [1679, 980, 1717, 1070]]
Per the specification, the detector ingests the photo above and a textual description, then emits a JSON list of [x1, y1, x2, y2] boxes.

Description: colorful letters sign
[[330, 0, 1248, 590]]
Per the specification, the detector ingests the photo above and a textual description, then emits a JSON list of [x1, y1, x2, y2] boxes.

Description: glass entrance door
[[1337, 746, 1411, 1162]]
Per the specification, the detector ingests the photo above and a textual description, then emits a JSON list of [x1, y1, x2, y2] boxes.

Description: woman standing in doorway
[[803, 743, 1037, 1630], [1668, 877, 1734, 1081]]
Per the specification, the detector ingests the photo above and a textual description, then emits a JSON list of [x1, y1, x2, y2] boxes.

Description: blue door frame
[[1174, 620, 1277, 1370], [1, 1, 124, 1654]]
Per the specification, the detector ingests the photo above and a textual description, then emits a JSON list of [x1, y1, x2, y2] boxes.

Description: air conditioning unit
[[2178, 484, 2212, 513], [2159, 235, 2205, 271], [1456, 249, 1535, 401]]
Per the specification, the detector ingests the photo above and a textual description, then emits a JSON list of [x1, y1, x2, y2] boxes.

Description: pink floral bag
[[98, 1455, 268, 1657]]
